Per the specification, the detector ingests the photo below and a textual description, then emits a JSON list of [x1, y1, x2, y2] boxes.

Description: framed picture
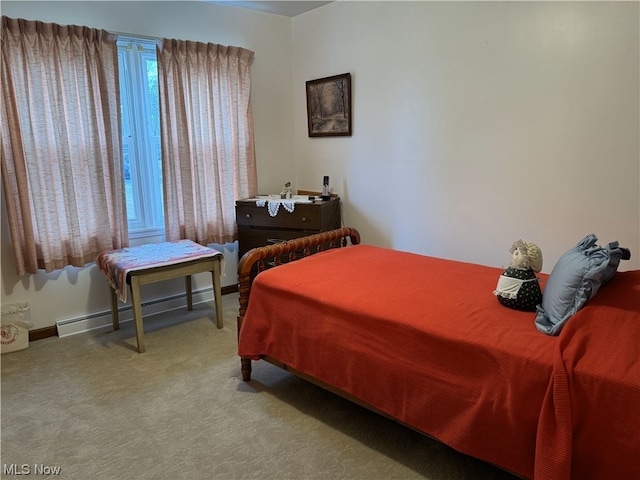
[[306, 73, 352, 137]]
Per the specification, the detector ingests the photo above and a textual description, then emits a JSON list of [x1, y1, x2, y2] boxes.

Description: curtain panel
[[1, 16, 128, 275], [157, 39, 258, 245]]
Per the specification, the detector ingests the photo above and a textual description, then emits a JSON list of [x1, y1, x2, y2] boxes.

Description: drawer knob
[[301, 216, 307, 222], [245, 213, 251, 219]]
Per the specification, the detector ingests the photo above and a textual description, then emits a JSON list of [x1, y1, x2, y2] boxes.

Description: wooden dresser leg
[[241, 357, 252, 381]]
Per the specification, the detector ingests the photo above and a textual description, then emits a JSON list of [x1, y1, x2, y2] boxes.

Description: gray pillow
[[601, 240, 631, 283], [535, 234, 630, 336]]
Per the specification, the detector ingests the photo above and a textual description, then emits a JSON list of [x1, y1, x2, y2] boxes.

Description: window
[[117, 37, 163, 237], [3, 18, 256, 275]]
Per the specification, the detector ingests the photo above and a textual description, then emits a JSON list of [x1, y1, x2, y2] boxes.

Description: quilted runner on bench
[[97, 240, 222, 303]]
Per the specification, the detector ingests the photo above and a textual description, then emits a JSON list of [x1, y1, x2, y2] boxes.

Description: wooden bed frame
[[236, 226, 640, 480], [236, 226, 441, 439], [236, 227, 640, 479], [237, 227, 361, 383]]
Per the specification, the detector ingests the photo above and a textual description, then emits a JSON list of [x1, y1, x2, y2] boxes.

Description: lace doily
[[255, 199, 296, 217]]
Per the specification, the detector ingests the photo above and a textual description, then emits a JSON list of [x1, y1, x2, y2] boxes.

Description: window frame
[[117, 36, 164, 240]]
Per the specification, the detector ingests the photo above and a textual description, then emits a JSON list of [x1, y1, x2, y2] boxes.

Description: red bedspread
[[536, 269, 640, 479], [238, 245, 639, 479]]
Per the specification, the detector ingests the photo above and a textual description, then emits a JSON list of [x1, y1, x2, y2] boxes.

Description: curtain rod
[[109, 30, 160, 41], [108, 30, 251, 54]]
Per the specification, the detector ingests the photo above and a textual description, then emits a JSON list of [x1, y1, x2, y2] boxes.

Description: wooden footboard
[[237, 227, 361, 381]]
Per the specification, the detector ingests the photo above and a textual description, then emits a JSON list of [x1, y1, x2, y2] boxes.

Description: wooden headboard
[[237, 226, 361, 326]]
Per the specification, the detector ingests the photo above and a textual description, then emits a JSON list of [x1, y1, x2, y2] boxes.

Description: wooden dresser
[[236, 197, 342, 261]]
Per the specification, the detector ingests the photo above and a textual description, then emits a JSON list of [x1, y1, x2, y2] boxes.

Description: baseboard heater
[[56, 287, 217, 337]]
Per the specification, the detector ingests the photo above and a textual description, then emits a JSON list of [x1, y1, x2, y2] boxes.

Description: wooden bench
[[97, 241, 224, 353]]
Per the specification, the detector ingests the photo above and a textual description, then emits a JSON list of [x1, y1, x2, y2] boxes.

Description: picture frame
[[306, 73, 352, 137]]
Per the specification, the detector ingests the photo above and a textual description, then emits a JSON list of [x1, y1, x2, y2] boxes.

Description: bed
[[237, 227, 639, 480]]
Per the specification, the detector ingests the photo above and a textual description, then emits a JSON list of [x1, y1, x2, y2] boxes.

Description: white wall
[[292, 1, 640, 272], [0, 1, 294, 330]]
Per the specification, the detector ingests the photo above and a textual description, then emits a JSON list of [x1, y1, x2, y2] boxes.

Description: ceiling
[[208, 1, 333, 17]]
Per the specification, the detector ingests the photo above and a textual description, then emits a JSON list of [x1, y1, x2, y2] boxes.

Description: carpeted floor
[[1, 293, 518, 480]]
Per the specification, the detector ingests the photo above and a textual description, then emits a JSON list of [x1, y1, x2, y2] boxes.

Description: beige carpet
[[1, 293, 518, 480]]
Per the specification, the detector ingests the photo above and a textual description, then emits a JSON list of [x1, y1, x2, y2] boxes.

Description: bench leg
[[130, 276, 145, 353], [185, 275, 193, 311], [110, 285, 120, 330], [212, 261, 223, 329]]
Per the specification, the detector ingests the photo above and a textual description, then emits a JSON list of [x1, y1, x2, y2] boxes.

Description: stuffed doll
[[493, 240, 543, 311]]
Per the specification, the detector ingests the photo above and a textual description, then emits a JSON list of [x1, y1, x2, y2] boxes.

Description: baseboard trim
[[52, 284, 237, 339], [29, 326, 57, 342]]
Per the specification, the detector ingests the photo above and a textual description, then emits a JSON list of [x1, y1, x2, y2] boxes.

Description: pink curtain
[[157, 38, 258, 245], [1, 17, 127, 274]]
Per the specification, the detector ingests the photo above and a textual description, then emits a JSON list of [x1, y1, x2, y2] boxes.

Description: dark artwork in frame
[[306, 73, 352, 137]]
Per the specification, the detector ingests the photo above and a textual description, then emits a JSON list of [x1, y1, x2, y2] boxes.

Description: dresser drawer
[[236, 203, 322, 229], [238, 228, 318, 252]]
